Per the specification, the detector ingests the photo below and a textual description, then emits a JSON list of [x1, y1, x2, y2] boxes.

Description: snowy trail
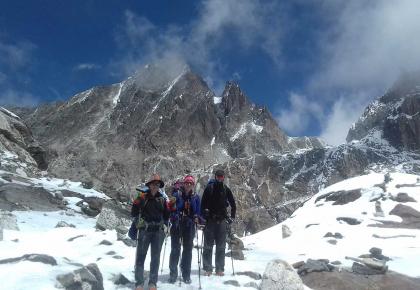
[[1, 172, 420, 289]]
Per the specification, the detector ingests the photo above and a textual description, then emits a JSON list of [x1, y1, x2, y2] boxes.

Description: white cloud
[[0, 89, 41, 107], [319, 95, 369, 146], [112, 0, 285, 91], [0, 40, 36, 71], [73, 63, 101, 71], [0, 38, 39, 106], [276, 93, 323, 134], [299, 0, 420, 143], [232, 72, 242, 81], [311, 0, 420, 93]]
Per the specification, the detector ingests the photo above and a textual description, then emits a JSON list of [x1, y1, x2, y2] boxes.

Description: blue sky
[[1, 0, 420, 144]]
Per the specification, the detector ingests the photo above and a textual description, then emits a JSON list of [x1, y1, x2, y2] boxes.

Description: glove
[[167, 197, 177, 211]]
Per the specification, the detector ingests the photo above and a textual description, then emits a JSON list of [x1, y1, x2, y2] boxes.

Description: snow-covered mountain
[[5, 68, 420, 236], [12, 64, 324, 233]]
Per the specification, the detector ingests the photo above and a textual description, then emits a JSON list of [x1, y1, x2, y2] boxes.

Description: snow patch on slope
[[213, 96, 222, 104], [0, 107, 20, 119], [112, 82, 124, 106], [231, 122, 263, 142], [151, 70, 186, 114]]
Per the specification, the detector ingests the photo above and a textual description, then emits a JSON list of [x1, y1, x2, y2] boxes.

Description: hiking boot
[[204, 271, 212, 276], [148, 283, 157, 290], [167, 276, 177, 284], [183, 278, 192, 284], [216, 271, 224, 276], [135, 286, 143, 290]]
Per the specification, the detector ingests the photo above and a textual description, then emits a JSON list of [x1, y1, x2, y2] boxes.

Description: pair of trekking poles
[[160, 220, 235, 289], [191, 221, 236, 290]]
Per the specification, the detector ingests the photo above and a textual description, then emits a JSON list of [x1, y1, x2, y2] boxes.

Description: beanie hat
[[214, 169, 225, 177], [183, 175, 195, 185]]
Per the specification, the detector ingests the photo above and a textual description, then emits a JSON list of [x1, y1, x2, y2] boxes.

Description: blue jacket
[[170, 189, 201, 227]]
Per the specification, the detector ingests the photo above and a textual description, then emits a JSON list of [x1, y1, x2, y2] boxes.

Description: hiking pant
[[202, 219, 227, 273], [169, 220, 195, 280], [135, 228, 165, 287]]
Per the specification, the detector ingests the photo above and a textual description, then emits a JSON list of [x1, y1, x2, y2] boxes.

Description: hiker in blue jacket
[[167, 175, 201, 284]]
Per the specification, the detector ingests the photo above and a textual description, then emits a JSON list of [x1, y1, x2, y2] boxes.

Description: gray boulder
[[316, 189, 362, 205], [226, 234, 245, 260], [352, 262, 387, 275], [55, 221, 75, 228], [56, 263, 103, 290], [0, 183, 65, 211], [226, 249, 245, 260], [297, 259, 333, 276], [282, 224, 292, 238], [259, 259, 304, 290], [0, 254, 57, 266], [236, 271, 262, 280], [336, 217, 362, 225], [224, 280, 240, 287], [0, 210, 19, 230], [390, 192, 416, 203], [96, 200, 131, 231]]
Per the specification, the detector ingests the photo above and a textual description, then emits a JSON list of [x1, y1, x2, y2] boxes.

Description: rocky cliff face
[[19, 65, 318, 203], [347, 72, 420, 152], [0, 107, 47, 174]]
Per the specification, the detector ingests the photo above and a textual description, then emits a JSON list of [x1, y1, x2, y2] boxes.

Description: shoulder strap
[[139, 198, 149, 218]]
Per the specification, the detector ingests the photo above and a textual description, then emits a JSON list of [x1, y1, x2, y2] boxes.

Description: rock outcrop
[[0, 107, 47, 171], [259, 259, 304, 290]]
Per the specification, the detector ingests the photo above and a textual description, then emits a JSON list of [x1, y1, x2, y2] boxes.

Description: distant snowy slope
[[244, 171, 420, 277]]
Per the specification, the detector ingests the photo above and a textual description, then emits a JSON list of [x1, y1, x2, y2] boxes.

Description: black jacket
[[201, 182, 236, 220], [131, 191, 170, 223]]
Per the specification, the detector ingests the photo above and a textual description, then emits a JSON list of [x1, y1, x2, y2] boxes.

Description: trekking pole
[[160, 222, 171, 274], [195, 223, 202, 290], [228, 223, 235, 276], [178, 234, 183, 287], [134, 229, 140, 271]]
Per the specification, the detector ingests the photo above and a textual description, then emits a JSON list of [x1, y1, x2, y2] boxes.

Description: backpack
[[206, 179, 230, 219], [207, 179, 229, 207]]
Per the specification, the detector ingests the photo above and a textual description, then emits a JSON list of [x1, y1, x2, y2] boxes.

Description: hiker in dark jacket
[[201, 169, 236, 276], [131, 174, 170, 290], [167, 175, 201, 284]]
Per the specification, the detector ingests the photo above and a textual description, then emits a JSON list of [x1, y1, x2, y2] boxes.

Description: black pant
[[202, 219, 227, 273], [135, 228, 164, 286], [169, 220, 195, 280]]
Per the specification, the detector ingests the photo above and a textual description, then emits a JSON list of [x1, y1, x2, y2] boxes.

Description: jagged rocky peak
[[347, 71, 420, 151], [217, 81, 292, 156], [221, 81, 250, 115], [130, 62, 191, 91]]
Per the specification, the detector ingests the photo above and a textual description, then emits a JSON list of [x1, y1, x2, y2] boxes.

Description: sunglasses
[[184, 182, 194, 185], [149, 182, 160, 186]]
